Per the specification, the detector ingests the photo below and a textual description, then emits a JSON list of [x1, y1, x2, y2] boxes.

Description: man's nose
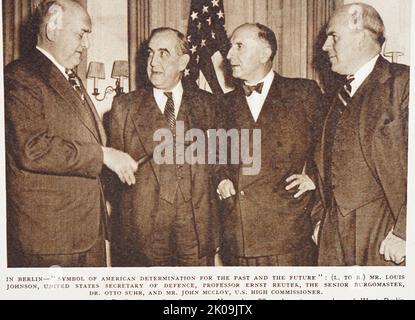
[[81, 33, 89, 49], [226, 46, 234, 61], [149, 54, 158, 67], [322, 37, 331, 52]]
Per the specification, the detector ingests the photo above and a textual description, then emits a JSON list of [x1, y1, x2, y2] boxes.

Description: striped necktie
[[164, 92, 176, 131], [65, 69, 84, 100], [337, 75, 355, 112]]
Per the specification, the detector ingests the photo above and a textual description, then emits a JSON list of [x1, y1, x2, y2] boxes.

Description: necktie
[[164, 92, 176, 131], [243, 82, 264, 97], [66, 69, 84, 100], [336, 75, 355, 112]]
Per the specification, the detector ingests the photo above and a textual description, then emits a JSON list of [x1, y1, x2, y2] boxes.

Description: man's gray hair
[[347, 3, 385, 46], [149, 27, 190, 56], [36, 0, 66, 35]]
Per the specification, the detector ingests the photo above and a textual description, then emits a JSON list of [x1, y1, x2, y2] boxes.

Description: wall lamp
[[87, 60, 129, 101], [384, 51, 404, 63]]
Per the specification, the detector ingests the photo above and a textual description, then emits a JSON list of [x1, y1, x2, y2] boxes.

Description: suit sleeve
[[5, 69, 103, 178], [302, 81, 325, 227], [103, 96, 127, 204], [302, 80, 324, 152], [372, 72, 409, 240], [107, 96, 126, 151]]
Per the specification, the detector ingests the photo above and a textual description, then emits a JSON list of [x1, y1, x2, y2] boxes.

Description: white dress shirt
[[349, 54, 379, 97], [36, 46, 68, 80], [245, 70, 275, 122], [153, 81, 184, 118]]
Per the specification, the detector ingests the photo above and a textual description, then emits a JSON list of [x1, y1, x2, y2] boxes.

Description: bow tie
[[243, 82, 264, 97]]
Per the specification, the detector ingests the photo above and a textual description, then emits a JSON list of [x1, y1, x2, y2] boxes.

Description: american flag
[[186, 0, 230, 94]]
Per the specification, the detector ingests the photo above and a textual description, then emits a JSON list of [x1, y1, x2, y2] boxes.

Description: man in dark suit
[[312, 3, 408, 266], [108, 27, 219, 266], [216, 23, 322, 266], [5, 0, 138, 267]]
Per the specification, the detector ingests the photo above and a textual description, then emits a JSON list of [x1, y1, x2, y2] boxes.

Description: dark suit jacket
[[108, 86, 219, 266], [313, 56, 409, 265], [5, 50, 106, 263], [217, 72, 322, 260]]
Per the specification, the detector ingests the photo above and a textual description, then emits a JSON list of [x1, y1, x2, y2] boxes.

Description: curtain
[[126, 0, 342, 88], [128, 0, 150, 91], [2, 0, 40, 66]]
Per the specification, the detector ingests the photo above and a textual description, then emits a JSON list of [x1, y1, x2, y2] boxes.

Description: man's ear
[[260, 46, 272, 64], [357, 30, 367, 50], [179, 53, 191, 71], [45, 22, 58, 42], [45, 10, 63, 42]]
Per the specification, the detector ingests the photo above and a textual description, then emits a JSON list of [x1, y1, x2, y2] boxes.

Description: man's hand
[[285, 174, 316, 198], [102, 147, 138, 186], [217, 179, 236, 200], [380, 230, 406, 265]]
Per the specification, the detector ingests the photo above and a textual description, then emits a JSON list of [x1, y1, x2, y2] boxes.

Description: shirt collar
[[36, 46, 68, 79], [350, 54, 379, 95], [153, 80, 183, 101], [153, 81, 184, 116], [244, 69, 274, 87]]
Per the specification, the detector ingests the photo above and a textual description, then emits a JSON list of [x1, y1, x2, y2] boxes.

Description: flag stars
[[196, 55, 200, 64], [211, 31, 216, 39], [211, 0, 219, 7], [202, 5, 209, 13], [190, 45, 198, 54], [197, 22, 202, 30], [184, 69, 190, 77], [191, 11, 198, 21], [217, 10, 224, 19], [201, 39, 207, 47], [206, 17, 212, 26], [187, 35, 192, 42]]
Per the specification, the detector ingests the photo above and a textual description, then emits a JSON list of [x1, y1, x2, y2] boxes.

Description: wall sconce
[[384, 51, 404, 63], [383, 39, 405, 63], [87, 60, 129, 101]]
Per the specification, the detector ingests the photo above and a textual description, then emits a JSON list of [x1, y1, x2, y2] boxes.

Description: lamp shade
[[87, 61, 105, 79], [111, 60, 129, 78]]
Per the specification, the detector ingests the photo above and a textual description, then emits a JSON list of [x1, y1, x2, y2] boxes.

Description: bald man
[[5, 0, 137, 267], [312, 3, 409, 266], [216, 23, 322, 266]]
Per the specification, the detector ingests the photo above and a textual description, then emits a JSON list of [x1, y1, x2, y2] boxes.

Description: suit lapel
[[130, 89, 166, 154], [33, 51, 102, 144], [130, 89, 167, 182], [256, 74, 282, 144], [232, 87, 256, 130], [80, 81, 107, 146], [358, 57, 392, 173]]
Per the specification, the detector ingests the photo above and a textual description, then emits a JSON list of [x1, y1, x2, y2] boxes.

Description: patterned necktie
[[243, 82, 264, 97], [65, 69, 84, 100], [163, 92, 176, 131], [336, 75, 355, 112]]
